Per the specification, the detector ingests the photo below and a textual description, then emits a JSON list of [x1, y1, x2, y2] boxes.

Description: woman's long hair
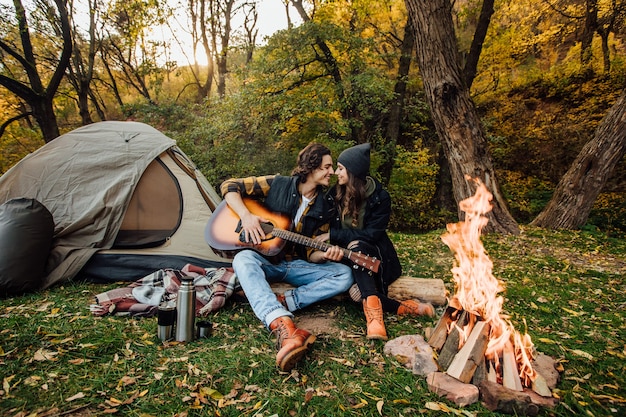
[[335, 170, 367, 228]]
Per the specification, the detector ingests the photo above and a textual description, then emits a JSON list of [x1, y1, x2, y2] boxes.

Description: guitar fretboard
[[270, 228, 380, 273]]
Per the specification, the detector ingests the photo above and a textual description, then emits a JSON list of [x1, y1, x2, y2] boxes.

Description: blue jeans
[[232, 250, 354, 328]]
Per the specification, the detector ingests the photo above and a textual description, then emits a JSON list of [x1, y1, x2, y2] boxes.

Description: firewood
[[270, 276, 447, 305], [502, 340, 524, 391], [436, 309, 468, 369], [446, 321, 490, 383], [386, 276, 447, 306], [487, 360, 498, 383], [471, 356, 488, 386], [428, 306, 457, 350]]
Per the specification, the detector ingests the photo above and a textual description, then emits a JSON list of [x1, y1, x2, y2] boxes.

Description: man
[[220, 143, 353, 371]]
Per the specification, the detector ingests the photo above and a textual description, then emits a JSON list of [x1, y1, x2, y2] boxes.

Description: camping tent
[[0, 121, 230, 294]]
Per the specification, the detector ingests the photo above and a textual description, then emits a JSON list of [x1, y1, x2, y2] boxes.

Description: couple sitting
[[219, 142, 434, 372]]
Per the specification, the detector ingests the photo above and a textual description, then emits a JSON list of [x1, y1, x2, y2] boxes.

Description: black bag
[[0, 198, 54, 296]]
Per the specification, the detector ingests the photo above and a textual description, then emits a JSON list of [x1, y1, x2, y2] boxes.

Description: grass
[[1, 226, 625, 416]]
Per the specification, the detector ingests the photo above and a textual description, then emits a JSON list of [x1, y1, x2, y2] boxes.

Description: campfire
[[425, 178, 558, 413]]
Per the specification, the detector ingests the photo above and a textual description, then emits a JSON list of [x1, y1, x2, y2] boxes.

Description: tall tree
[[0, 0, 72, 142], [210, 0, 247, 98], [67, 0, 100, 124], [404, 0, 519, 234], [462, 0, 494, 89], [380, 18, 415, 184], [181, 0, 216, 101], [531, 89, 626, 229], [99, 0, 167, 104]]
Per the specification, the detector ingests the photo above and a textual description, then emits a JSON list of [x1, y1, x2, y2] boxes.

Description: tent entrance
[[113, 157, 183, 248]]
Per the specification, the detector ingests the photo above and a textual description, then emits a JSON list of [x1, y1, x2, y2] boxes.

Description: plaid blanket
[[90, 264, 238, 317]]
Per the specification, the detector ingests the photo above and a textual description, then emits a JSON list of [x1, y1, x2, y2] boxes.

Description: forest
[[1, 0, 625, 236]]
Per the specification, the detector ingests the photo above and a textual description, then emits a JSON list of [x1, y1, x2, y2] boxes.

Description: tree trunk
[[463, 0, 495, 90], [580, 0, 598, 73], [404, 0, 519, 234], [380, 18, 415, 185], [0, 0, 71, 142], [31, 99, 60, 140], [531, 90, 626, 229], [291, 0, 346, 110]]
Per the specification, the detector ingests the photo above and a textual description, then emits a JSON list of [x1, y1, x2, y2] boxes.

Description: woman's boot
[[363, 295, 387, 340], [397, 299, 435, 317]]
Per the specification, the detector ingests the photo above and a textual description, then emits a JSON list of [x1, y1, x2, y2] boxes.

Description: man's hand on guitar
[[239, 212, 268, 245], [324, 245, 344, 262], [310, 244, 343, 263]]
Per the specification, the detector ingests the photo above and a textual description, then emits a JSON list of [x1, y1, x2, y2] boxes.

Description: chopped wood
[[502, 340, 524, 392], [446, 321, 490, 383], [487, 360, 498, 383], [427, 305, 458, 350], [270, 276, 447, 305], [471, 356, 487, 386], [436, 310, 468, 370], [386, 276, 447, 306]]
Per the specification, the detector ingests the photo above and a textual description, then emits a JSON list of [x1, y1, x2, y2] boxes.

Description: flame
[[441, 178, 536, 387]]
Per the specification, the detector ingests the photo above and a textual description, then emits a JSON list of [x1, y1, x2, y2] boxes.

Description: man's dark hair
[[291, 143, 331, 183]]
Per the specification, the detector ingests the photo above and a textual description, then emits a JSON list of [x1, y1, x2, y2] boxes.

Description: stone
[[383, 335, 438, 375], [427, 372, 479, 407]]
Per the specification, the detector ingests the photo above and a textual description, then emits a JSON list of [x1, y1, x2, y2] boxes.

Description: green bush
[[497, 169, 554, 223], [387, 145, 450, 232], [588, 192, 626, 237]]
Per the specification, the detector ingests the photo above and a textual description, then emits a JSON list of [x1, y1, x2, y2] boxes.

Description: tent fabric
[[0, 121, 229, 290]]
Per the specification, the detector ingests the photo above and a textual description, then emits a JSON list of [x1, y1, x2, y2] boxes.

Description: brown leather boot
[[397, 299, 435, 317], [363, 296, 387, 340], [269, 316, 316, 371]]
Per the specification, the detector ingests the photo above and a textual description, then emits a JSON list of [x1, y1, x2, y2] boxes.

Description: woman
[[319, 143, 434, 340]]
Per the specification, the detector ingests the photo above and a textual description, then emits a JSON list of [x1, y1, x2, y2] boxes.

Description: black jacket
[[327, 178, 402, 291]]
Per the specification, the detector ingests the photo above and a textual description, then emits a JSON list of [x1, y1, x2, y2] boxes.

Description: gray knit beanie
[[337, 143, 370, 180]]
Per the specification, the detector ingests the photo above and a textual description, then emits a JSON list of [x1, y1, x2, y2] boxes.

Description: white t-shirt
[[293, 195, 312, 228]]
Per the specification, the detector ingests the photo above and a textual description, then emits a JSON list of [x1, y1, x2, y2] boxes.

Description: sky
[[164, 0, 302, 66]]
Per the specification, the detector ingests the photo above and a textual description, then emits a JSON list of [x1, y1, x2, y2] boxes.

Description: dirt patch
[[295, 314, 341, 335]]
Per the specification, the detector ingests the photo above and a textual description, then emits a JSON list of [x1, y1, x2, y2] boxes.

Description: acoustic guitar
[[204, 198, 380, 273]]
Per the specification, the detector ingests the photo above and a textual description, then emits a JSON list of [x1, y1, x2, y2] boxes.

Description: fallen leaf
[[329, 357, 354, 367], [65, 392, 85, 402], [570, 349, 594, 360], [304, 389, 314, 403], [562, 307, 584, 317], [33, 348, 59, 362], [199, 386, 224, 400], [3, 375, 15, 394], [376, 400, 383, 415]]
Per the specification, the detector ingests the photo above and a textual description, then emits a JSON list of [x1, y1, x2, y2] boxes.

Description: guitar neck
[[271, 228, 347, 257], [270, 228, 380, 273]]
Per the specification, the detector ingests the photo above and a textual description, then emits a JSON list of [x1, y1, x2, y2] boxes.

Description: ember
[[426, 178, 559, 413]]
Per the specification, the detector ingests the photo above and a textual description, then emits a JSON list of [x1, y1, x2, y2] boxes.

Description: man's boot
[[269, 316, 316, 371], [363, 295, 387, 340]]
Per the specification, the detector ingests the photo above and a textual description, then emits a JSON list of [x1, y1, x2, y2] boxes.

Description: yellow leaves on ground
[[329, 356, 355, 367], [570, 349, 594, 360], [425, 401, 478, 416], [103, 389, 149, 413]]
